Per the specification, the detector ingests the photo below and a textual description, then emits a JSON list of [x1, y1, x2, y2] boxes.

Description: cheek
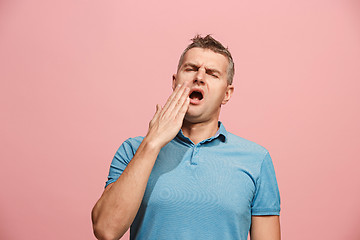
[[173, 80, 184, 91], [213, 88, 228, 103], [173, 76, 182, 89], [210, 84, 227, 96], [175, 73, 192, 86]]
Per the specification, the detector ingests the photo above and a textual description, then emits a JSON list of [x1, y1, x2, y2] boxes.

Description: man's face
[[173, 47, 234, 123]]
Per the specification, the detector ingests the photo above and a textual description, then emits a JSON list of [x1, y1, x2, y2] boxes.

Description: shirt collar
[[214, 121, 228, 142], [176, 121, 228, 144]]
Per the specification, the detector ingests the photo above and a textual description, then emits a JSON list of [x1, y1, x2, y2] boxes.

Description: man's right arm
[[91, 81, 191, 240]]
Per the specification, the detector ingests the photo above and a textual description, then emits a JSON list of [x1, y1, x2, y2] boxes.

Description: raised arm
[[91, 81, 191, 240]]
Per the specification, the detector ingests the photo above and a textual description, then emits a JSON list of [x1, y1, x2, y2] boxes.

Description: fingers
[[176, 96, 190, 120], [146, 80, 191, 147], [161, 84, 182, 114], [153, 104, 162, 120], [162, 79, 192, 114], [162, 85, 189, 118], [149, 104, 162, 127], [162, 82, 191, 118], [172, 86, 190, 117]]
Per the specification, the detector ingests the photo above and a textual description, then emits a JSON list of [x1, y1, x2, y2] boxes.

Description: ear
[[221, 85, 234, 105], [172, 74, 177, 90]]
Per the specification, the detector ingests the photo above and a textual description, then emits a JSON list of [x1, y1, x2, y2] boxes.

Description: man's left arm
[[250, 215, 281, 240]]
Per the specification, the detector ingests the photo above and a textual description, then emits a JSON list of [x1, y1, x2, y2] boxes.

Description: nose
[[194, 67, 205, 85]]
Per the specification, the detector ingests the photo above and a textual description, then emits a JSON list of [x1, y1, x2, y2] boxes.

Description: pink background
[[1, 0, 360, 239]]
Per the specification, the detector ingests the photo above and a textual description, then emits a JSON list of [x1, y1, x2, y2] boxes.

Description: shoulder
[[115, 136, 145, 156], [123, 136, 144, 147], [226, 132, 269, 157]]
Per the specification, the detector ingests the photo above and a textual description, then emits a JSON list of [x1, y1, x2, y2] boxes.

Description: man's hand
[[92, 80, 191, 240], [145, 80, 191, 149]]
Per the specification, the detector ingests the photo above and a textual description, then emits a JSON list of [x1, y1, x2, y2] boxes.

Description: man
[[92, 35, 281, 240]]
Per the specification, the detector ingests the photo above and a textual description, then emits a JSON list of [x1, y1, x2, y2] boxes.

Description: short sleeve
[[105, 139, 136, 188], [251, 152, 281, 215]]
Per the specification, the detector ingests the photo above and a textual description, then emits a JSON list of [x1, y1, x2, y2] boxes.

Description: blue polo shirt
[[106, 122, 280, 240]]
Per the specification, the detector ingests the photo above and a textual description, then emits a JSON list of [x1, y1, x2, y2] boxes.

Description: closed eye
[[207, 71, 219, 78], [183, 63, 199, 72]]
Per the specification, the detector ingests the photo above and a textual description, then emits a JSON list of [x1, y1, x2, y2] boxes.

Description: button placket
[[190, 145, 200, 165]]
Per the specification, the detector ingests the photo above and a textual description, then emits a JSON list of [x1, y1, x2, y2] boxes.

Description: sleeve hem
[[252, 211, 280, 216], [252, 208, 280, 216], [105, 179, 117, 188]]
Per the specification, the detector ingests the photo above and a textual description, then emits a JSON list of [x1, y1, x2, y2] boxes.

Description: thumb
[[149, 104, 161, 128], [153, 104, 162, 120]]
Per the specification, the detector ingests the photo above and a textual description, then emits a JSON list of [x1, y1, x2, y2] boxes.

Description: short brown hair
[[177, 34, 235, 85]]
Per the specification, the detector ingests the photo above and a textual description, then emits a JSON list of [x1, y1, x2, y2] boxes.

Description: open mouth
[[189, 90, 203, 101]]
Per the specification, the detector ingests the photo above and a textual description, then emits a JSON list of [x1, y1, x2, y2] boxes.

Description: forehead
[[181, 47, 229, 73]]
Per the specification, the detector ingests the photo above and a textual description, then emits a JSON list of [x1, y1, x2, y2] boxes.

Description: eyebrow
[[183, 63, 198, 69], [183, 63, 222, 75]]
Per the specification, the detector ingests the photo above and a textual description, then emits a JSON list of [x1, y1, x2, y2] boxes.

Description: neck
[[181, 118, 219, 145]]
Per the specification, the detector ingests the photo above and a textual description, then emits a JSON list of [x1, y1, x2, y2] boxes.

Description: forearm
[[92, 138, 161, 240]]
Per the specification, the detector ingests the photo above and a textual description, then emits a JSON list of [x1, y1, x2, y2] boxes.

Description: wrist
[[141, 136, 163, 153]]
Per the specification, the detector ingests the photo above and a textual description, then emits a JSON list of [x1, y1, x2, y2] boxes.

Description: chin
[[184, 107, 220, 124], [184, 114, 199, 122], [184, 112, 206, 124]]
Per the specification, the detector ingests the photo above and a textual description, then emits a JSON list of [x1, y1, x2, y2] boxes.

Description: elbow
[[92, 207, 117, 240], [93, 222, 128, 240], [92, 211, 127, 240], [92, 220, 128, 240], [91, 201, 130, 240], [93, 224, 118, 240]]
